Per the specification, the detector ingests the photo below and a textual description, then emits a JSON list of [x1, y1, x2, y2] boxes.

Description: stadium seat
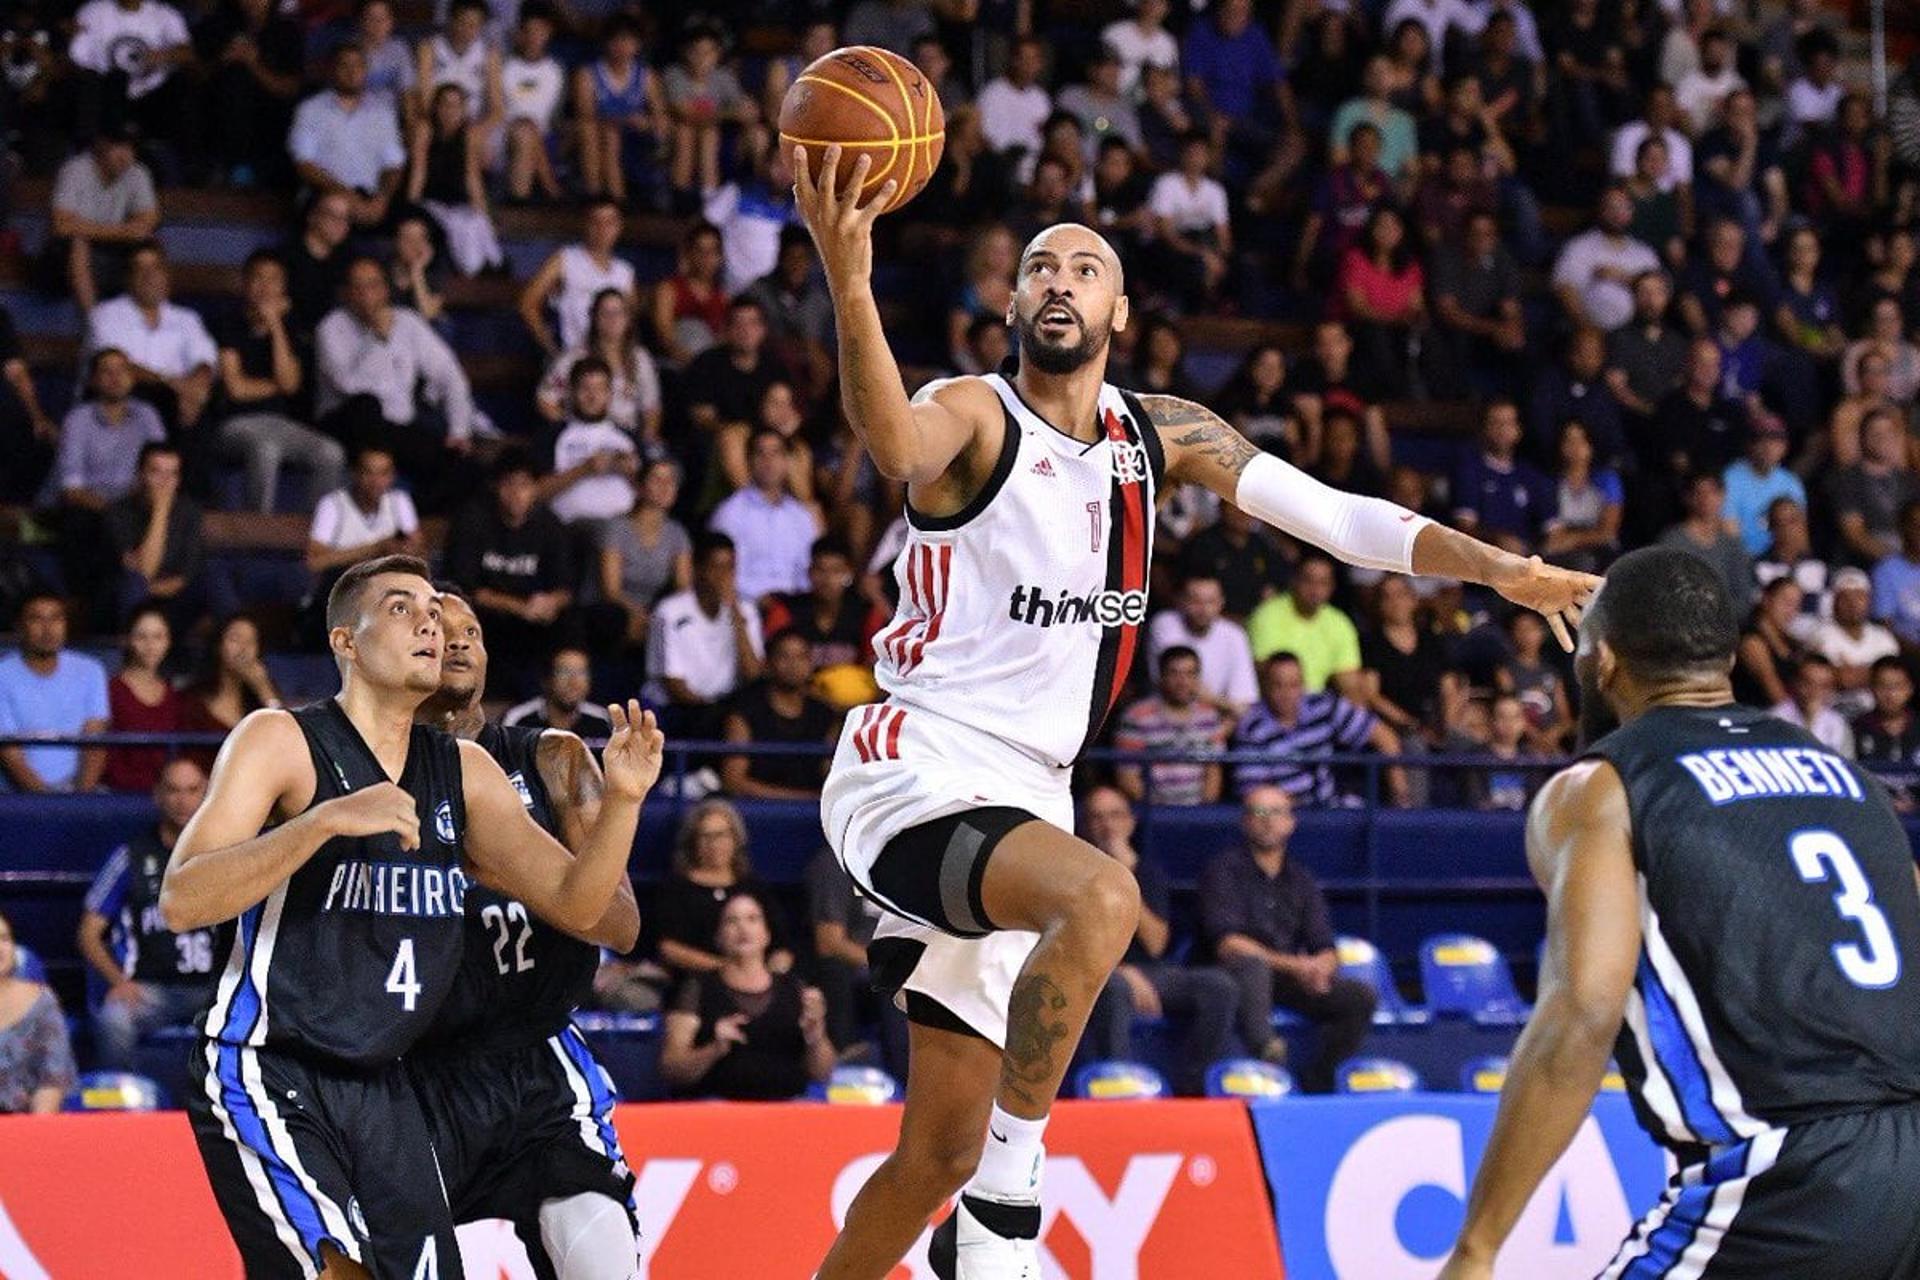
[[807, 1065, 901, 1105], [1460, 1056, 1508, 1094], [63, 1071, 166, 1112], [1336, 1056, 1423, 1094], [1072, 1060, 1169, 1101], [1336, 934, 1431, 1025], [1204, 1058, 1294, 1099], [1420, 934, 1531, 1026], [11, 944, 46, 985]]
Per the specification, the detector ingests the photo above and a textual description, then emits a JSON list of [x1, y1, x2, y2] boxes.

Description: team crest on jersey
[[347, 1196, 370, 1240], [1110, 438, 1149, 485], [508, 770, 534, 810], [434, 800, 457, 844]]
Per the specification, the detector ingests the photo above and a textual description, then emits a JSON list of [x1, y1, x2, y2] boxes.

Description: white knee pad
[[538, 1191, 640, 1280]]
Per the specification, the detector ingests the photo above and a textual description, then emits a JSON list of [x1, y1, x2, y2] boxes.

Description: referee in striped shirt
[[1231, 652, 1407, 805]]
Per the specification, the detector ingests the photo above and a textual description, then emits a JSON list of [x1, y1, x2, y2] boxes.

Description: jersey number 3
[[1791, 830, 1902, 989]]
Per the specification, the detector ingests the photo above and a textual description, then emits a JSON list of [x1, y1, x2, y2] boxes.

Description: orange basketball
[[778, 45, 945, 215]]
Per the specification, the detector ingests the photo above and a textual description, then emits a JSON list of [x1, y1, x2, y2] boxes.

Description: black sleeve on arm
[[1296, 864, 1337, 954]]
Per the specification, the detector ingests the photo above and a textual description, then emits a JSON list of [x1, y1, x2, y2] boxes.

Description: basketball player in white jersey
[[794, 147, 1599, 1280]]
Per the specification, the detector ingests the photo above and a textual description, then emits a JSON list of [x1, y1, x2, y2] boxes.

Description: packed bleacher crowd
[[4, 0, 1920, 1103]]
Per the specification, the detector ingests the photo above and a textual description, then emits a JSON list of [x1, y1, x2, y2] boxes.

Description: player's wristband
[[1233, 452, 1430, 576]]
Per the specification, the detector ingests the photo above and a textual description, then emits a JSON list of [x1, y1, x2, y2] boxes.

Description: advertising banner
[[1250, 1093, 1671, 1280], [0, 1099, 1281, 1279]]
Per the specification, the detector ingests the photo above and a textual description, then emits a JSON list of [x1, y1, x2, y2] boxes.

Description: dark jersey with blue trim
[[1584, 703, 1920, 1153], [87, 828, 222, 985], [198, 700, 470, 1069], [419, 721, 598, 1052]]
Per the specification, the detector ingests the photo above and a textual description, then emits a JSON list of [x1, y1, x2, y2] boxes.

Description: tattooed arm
[[1144, 394, 1599, 649], [532, 728, 641, 951]]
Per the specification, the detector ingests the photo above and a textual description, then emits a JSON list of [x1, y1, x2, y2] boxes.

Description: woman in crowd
[[104, 603, 184, 793], [1497, 611, 1574, 750], [599, 458, 692, 649], [652, 221, 730, 366], [1842, 297, 1920, 407], [1540, 420, 1624, 574], [1213, 344, 1304, 460], [538, 287, 665, 446], [0, 911, 74, 1115], [647, 799, 792, 981], [1735, 576, 1814, 708], [408, 82, 504, 277], [1336, 206, 1427, 399], [658, 893, 834, 1100], [180, 614, 282, 769], [1360, 575, 1448, 742], [1128, 313, 1197, 400], [387, 213, 448, 329]]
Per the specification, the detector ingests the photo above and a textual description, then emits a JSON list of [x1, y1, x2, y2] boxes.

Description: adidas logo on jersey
[[1031, 457, 1056, 477], [1008, 584, 1148, 628]]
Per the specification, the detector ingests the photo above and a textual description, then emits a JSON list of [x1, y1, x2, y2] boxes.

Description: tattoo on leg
[[1001, 972, 1071, 1108]]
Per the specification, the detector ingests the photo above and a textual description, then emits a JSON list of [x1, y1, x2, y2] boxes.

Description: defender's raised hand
[[602, 699, 665, 801], [792, 144, 898, 297]]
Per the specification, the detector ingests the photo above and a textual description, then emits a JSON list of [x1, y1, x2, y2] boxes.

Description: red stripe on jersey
[[852, 706, 874, 762], [906, 544, 948, 672], [863, 706, 886, 761], [880, 549, 922, 669], [1104, 409, 1150, 727], [917, 545, 953, 663], [883, 707, 905, 759]]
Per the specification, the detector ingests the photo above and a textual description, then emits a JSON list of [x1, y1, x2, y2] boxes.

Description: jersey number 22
[[1791, 830, 1902, 989]]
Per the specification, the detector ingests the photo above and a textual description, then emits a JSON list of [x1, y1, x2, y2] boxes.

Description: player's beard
[[1014, 303, 1109, 375], [1575, 661, 1619, 749]]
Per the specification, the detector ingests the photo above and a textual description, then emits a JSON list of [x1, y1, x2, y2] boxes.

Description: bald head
[[1010, 222, 1128, 376], [1019, 223, 1124, 291]]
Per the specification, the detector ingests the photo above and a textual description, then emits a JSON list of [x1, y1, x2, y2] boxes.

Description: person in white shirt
[[1609, 84, 1693, 191], [1786, 31, 1844, 137], [1673, 27, 1745, 133], [306, 444, 422, 574], [499, 2, 564, 201], [85, 242, 217, 430], [1552, 187, 1662, 332], [69, 0, 194, 144], [517, 198, 636, 357], [287, 42, 407, 229], [976, 36, 1052, 155], [646, 531, 766, 738], [1772, 654, 1855, 757], [541, 358, 638, 525], [1147, 133, 1232, 309], [708, 427, 826, 604], [1101, 0, 1179, 97], [1146, 576, 1260, 715], [1813, 568, 1901, 719]]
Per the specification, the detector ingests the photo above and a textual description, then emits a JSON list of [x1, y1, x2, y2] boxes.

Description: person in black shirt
[[198, 0, 303, 186], [1852, 656, 1920, 809], [0, 300, 56, 502], [761, 536, 887, 672], [76, 757, 217, 1069], [103, 442, 207, 631], [1361, 574, 1448, 740], [214, 250, 345, 512], [282, 191, 352, 340], [721, 629, 838, 799], [646, 798, 793, 983], [685, 297, 783, 497], [1089, 138, 1154, 263], [444, 450, 577, 687], [1179, 503, 1291, 619], [1632, 338, 1742, 540]]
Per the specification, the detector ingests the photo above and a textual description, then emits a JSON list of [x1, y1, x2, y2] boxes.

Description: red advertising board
[[0, 1100, 1281, 1279]]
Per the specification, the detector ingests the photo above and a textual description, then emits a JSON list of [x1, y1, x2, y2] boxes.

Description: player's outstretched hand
[[321, 781, 421, 850], [791, 144, 898, 297], [603, 699, 665, 802], [1490, 555, 1602, 652]]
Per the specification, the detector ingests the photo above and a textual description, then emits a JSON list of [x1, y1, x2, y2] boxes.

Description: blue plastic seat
[[1336, 935, 1431, 1025], [807, 1065, 901, 1105], [1336, 1056, 1424, 1094], [1420, 933, 1531, 1026], [11, 944, 46, 985], [1204, 1058, 1294, 1099], [1072, 1060, 1168, 1101], [1460, 1055, 1509, 1094], [64, 1071, 166, 1112]]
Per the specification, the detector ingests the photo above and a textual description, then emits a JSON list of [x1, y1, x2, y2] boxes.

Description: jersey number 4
[[1791, 830, 1902, 989], [386, 938, 422, 1011], [481, 902, 536, 976]]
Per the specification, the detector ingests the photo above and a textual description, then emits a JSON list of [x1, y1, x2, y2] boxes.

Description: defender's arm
[[533, 729, 641, 952]]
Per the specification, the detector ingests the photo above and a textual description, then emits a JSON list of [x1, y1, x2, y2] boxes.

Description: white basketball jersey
[[873, 372, 1163, 768]]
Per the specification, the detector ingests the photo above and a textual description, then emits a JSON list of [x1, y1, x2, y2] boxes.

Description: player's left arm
[[1146, 394, 1600, 650], [533, 728, 641, 952], [461, 702, 663, 937], [1439, 760, 1642, 1280]]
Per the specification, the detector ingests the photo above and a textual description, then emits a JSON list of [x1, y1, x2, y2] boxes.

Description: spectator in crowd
[[1185, 0, 1299, 172], [1114, 646, 1228, 806], [1552, 186, 1661, 332], [0, 593, 108, 794], [658, 893, 832, 1101], [407, 82, 503, 277], [599, 458, 692, 650], [1774, 225, 1847, 370], [0, 302, 55, 504], [1674, 26, 1744, 132], [721, 629, 836, 799], [282, 191, 352, 339], [1334, 206, 1425, 398], [977, 35, 1051, 156], [1497, 611, 1573, 749], [1755, 497, 1830, 616], [68, 0, 194, 153], [390, 214, 452, 330], [744, 228, 835, 404], [413, 0, 500, 129], [1211, 345, 1300, 459], [178, 613, 281, 767], [652, 221, 728, 368], [314, 256, 480, 499], [501, 647, 611, 737], [686, 299, 784, 499], [1678, 220, 1774, 340], [0, 910, 75, 1114], [1610, 83, 1693, 193], [650, 798, 792, 981], [538, 288, 664, 447], [1873, 501, 1920, 647], [841, 1, 930, 55], [1430, 209, 1526, 396], [1720, 413, 1804, 555], [704, 136, 801, 309], [1058, 47, 1141, 160], [1529, 327, 1625, 465], [806, 845, 895, 1063], [1660, 470, 1755, 618], [445, 451, 574, 679], [200, 0, 303, 187], [540, 358, 639, 526], [85, 241, 217, 432], [1606, 270, 1688, 436], [1472, 692, 1546, 811], [709, 428, 824, 605], [49, 125, 158, 312], [1104, 0, 1178, 97], [762, 537, 886, 675], [1773, 653, 1853, 756], [1734, 576, 1814, 710], [57, 347, 166, 514], [1179, 504, 1289, 620], [1851, 657, 1920, 809], [571, 15, 657, 204], [1232, 652, 1405, 806], [77, 757, 214, 1068], [288, 43, 405, 229], [1359, 575, 1447, 740], [646, 532, 765, 739], [1247, 554, 1363, 694], [1652, 339, 1745, 483], [215, 250, 346, 513], [499, 4, 564, 203], [1842, 299, 1920, 407], [103, 603, 183, 794], [660, 24, 758, 202], [1079, 786, 1237, 1097], [1151, 575, 1260, 713], [104, 441, 203, 628], [1147, 133, 1233, 310], [520, 199, 636, 360], [352, 0, 412, 104], [1541, 420, 1624, 574], [1450, 400, 1554, 554], [1200, 786, 1377, 1089], [1332, 55, 1418, 183], [1830, 409, 1920, 565], [304, 444, 422, 615], [1813, 568, 1900, 718]]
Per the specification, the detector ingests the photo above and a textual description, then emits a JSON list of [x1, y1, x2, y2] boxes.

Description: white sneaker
[[928, 1193, 1042, 1279]]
